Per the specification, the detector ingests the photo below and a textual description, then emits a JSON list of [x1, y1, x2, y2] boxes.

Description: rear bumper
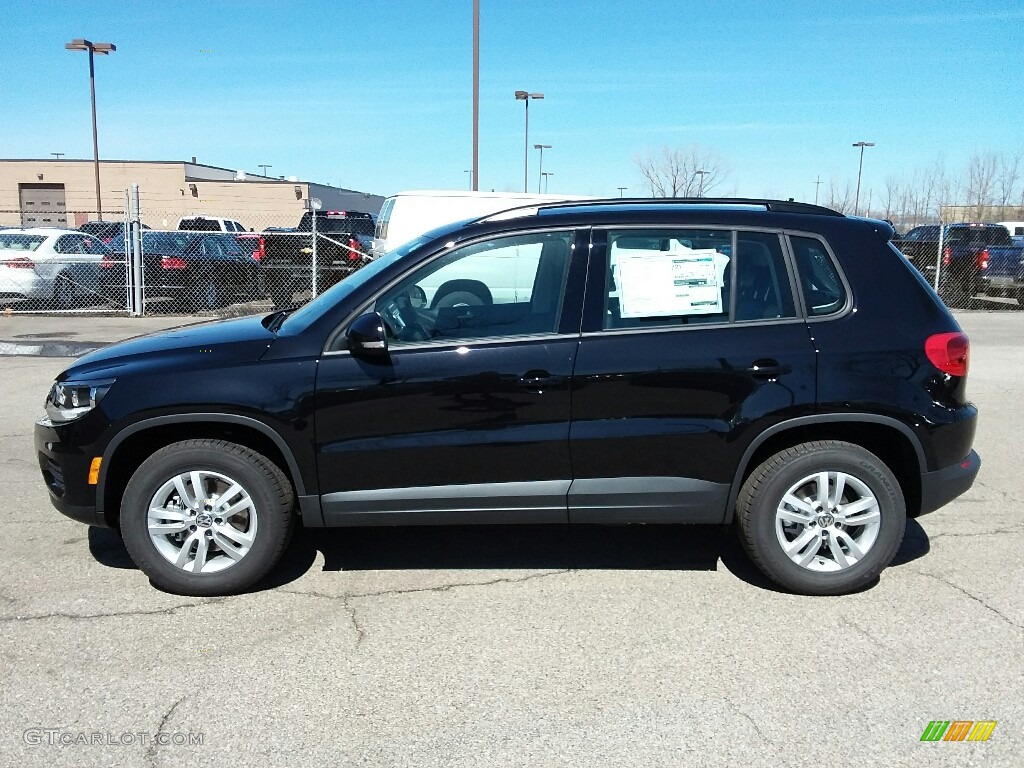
[[918, 449, 981, 516]]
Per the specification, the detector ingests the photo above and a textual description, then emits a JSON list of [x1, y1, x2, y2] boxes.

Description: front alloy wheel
[[121, 440, 294, 596], [147, 469, 258, 574]]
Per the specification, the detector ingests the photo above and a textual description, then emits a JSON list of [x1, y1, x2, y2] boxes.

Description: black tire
[[120, 440, 295, 596], [52, 272, 76, 310], [193, 277, 221, 311], [736, 440, 906, 596], [431, 280, 492, 309], [267, 277, 293, 309]]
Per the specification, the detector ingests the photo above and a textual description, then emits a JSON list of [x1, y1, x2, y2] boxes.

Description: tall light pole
[[66, 39, 115, 221], [51, 152, 65, 160], [541, 172, 553, 193], [814, 175, 823, 205], [514, 90, 543, 193], [534, 144, 551, 193], [617, 186, 627, 197], [258, 164, 272, 177], [852, 141, 875, 215], [472, 0, 479, 191], [694, 169, 709, 198], [464, 169, 474, 189]]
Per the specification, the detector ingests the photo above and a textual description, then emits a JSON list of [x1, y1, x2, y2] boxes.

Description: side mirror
[[347, 312, 388, 357]]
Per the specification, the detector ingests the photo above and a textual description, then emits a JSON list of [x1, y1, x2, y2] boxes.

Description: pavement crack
[[915, 571, 1024, 632], [283, 568, 574, 605], [724, 699, 788, 765], [838, 615, 890, 650], [0, 598, 229, 624], [342, 595, 366, 647], [146, 695, 185, 768]]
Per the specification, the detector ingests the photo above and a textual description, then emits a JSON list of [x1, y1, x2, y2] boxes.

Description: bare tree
[[634, 145, 729, 197], [827, 179, 855, 213], [997, 149, 1021, 208], [882, 175, 901, 222], [965, 151, 999, 220]]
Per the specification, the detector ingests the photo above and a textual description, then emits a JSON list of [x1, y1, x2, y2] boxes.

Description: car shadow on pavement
[[87, 517, 931, 595]]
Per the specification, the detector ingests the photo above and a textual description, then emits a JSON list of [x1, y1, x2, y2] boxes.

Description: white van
[[997, 221, 1024, 238], [372, 190, 593, 255]]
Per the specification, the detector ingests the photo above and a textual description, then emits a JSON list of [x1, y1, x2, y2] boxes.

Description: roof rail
[[532, 197, 845, 217]]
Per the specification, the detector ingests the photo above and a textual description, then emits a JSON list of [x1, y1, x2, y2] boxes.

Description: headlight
[[45, 379, 114, 424]]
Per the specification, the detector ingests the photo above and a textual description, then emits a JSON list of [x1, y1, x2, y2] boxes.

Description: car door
[[313, 229, 585, 525], [568, 226, 818, 524]]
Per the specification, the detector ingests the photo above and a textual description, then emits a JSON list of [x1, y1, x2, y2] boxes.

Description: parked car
[[177, 215, 248, 233], [977, 232, 1024, 305], [0, 228, 109, 308], [36, 198, 979, 597], [102, 231, 262, 311], [261, 210, 375, 308], [892, 223, 1014, 306], [79, 220, 151, 245]]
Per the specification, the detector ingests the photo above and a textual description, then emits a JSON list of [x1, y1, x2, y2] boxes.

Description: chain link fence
[[0, 196, 378, 316]]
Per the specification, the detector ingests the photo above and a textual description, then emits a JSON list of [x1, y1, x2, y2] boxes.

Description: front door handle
[[746, 359, 791, 379], [519, 370, 563, 390]]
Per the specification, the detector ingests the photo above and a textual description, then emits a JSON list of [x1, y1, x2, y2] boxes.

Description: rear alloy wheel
[[736, 440, 906, 595], [120, 440, 294, 596]]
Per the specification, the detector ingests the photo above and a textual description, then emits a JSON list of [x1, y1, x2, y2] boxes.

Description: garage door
[[19, 184, 68, 228]]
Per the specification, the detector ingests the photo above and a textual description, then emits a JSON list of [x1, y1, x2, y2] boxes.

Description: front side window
[[373, 231, 573, 345], [603, 228, 795, 329]]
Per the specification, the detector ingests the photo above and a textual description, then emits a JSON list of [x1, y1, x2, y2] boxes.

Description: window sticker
[[616, 247, 729, 318]]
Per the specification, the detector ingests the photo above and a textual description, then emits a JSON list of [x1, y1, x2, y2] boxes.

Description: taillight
[[255, 236, 265, 262], [1, 256, 35, 269], [160, 256, 188, 270], [348, 238, 360, 261], [925, 332, 969, 376], [100, 255, 118, 269], [942, 246, 952, 266], [977, 248, 989, 270]]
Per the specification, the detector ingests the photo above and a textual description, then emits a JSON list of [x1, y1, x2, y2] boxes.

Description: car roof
[[0, 227, 90, 236]]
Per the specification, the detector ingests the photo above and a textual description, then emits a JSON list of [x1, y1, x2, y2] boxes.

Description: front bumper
[[918, 449, 981, 516], [34, 418, 106, 527]]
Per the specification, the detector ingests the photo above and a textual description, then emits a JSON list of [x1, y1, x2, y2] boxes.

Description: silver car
[[0, 228, 109, 308]]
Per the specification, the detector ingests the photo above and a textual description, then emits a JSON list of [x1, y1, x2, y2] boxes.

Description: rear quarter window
[[789, 236, 846, 317]]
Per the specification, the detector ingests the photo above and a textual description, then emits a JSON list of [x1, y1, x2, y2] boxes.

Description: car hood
[[59, 315, 277, 381]]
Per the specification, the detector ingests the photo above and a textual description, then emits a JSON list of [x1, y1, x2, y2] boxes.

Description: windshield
[[280, 235, 431, 333]]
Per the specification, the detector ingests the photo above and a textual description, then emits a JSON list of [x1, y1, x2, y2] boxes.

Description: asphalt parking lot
[[0, 310, 1020, 767]]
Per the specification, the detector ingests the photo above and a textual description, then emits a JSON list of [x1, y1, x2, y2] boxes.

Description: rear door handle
[[746, 359, 791, 379]]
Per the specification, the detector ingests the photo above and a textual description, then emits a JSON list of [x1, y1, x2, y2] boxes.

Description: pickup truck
[[261, 210, 375, 307], [893, 223, 1017, 307], [978, 234, 1024, 306]]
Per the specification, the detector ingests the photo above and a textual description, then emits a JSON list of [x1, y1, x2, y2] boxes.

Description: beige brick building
[[0, 158, 385, 230]]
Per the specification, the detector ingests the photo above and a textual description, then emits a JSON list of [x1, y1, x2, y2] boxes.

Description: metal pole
[[934, 215, 945, 292], [311, 207, 318, 298], [523, 98, 529, 193], [472, 0, 479, 191], [537, 146, 543, 194], [814, 175, 822, 205], [130, 184, 144, 316], [88, 48, 103, 221], [854, 145, 865, 215]]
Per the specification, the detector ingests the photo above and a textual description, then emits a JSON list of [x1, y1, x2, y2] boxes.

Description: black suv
[[35, 200, 979, 596]]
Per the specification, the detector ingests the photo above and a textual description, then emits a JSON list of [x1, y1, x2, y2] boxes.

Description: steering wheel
[[384, 293, 430, 342]]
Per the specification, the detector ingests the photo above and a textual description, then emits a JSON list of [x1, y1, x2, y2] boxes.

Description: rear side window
[[603, 228, 795, 329], [790, 236, 846, 316]]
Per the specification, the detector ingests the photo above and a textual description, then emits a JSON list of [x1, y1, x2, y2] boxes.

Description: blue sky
[[2, 0, 1022, 202]]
